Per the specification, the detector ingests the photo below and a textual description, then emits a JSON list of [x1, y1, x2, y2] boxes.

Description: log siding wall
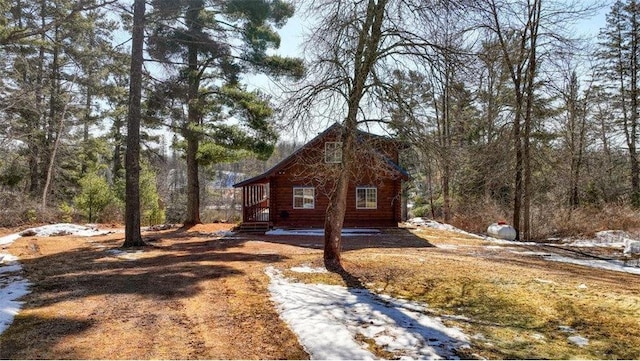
[[237, 124, 406, 228]]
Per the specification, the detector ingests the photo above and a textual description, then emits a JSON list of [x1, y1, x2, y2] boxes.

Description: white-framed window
[[356, 187, 377, 209], [325, 142, 342, 163], [293, 187, 315, 209]]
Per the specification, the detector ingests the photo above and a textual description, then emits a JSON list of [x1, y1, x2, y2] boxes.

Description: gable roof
[[233, 123, 408, 187]]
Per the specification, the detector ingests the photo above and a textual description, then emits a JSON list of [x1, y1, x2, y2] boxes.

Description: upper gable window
[[325, 142, 342, 163]]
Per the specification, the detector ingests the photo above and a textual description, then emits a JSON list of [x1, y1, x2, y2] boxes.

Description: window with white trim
[[293, 187, 315, 209], [356, 187, 377, 209], [325, 142, 342, 163]]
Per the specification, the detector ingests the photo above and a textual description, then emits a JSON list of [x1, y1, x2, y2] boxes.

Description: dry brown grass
[[1, 224, 640, 359], [452, 202, 640, 240], [339, 229, 640, 359]]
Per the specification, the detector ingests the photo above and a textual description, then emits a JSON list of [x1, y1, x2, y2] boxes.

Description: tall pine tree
[[598, 0, 640, 207], [146, 0, 303, 226]]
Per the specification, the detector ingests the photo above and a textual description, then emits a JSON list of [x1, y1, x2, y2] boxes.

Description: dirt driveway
[[0, 224, 311, 359], [1, 224, 639, 359]]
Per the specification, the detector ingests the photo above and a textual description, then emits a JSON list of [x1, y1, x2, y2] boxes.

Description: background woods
[[0, 0, 639, 243]]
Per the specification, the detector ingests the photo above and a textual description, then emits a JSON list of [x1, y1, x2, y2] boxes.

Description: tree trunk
[[512, 97, 523, 241], [41, 25, 62, 210], [41, 94, 70, 210], [323, 141, 351, 271], [522, 0, 540, 241], [183, 0, 204, 226], [123, 0, 145, 247], [113, 116, 123, 180], [323, 0, 387, 271]]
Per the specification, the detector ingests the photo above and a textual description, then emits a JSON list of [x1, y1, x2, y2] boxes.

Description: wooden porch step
[[235, 222, 271, 233]]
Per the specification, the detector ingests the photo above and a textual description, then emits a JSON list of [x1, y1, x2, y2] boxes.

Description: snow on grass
[[410, 218, 640, 275], [290, 265, 328, 274], [265, 228, 381, 237], [0, 223, 112, 336], [568, 335, 589, 347], [511, 250, 640, 275], [407, 218, 538, 245], [543, 255, 640, 276], [565, 230, 640, 254], [0, 253, 30, 335], [559, 325, 589, 347], [266, 266, 469, 360]]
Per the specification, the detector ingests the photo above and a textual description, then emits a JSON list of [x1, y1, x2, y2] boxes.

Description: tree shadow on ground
[[18, 235, 287, 309], [2, 231, 294, 359], [0, 314, 94, 359], [242, 228, 435, 251]]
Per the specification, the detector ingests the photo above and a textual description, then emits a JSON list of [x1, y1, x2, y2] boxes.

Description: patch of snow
[[0, 234, 21, 246], [0, 253, 31, 335], [408, 218, 542, 246], [266, 228, 380, 237], [559, 325, 575, 333], [266, 266, 469, 360], [409, 218, 468, 234], [19, 223, 111, 238], [0, 254, 18, 263], [1, 223, 115, 337], [568, 335, 589, 347], [596, 230, 629, 244], [510, 250, 553, 257], [290, 265, 328, 274], [483, 236, 537, 245], [571, 230, 640, 253], [437, 244, 459, 250], [300, 243, 322, 247], [534, 278, 556, 285], [106, 249, 143, 260], [0, 264, 22, 274], [543, 255, 640, 276], [624, 239, 640, 254], [559, 325, 589, 347]]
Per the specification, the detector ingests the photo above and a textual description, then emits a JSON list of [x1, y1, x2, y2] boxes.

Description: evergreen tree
[[75, 171, 112, 223], [146, 0, 303, 226], [597, 0, 640, 207]]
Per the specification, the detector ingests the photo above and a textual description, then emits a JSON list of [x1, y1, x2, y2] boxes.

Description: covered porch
[[234, 179, 271, 231]]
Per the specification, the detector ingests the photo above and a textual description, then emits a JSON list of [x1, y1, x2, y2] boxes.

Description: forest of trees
[[1, 0, 639, 247]]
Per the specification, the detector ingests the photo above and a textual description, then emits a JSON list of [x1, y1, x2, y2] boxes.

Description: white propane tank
[[487, 222, 517, 241]]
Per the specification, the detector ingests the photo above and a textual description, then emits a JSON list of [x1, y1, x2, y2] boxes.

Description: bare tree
[[475, 0, 597, 240], [287, 0, 466, 271]]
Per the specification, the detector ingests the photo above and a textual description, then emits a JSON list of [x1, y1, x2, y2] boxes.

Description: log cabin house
[[233, 123, 408, 231]]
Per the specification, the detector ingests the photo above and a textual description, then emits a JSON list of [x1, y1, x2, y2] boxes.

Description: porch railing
[[242, 184, 270, 222]]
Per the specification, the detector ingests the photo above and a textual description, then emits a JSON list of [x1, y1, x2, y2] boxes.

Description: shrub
[[74, 172, 113, 223], [58, 202, 74, 223]]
